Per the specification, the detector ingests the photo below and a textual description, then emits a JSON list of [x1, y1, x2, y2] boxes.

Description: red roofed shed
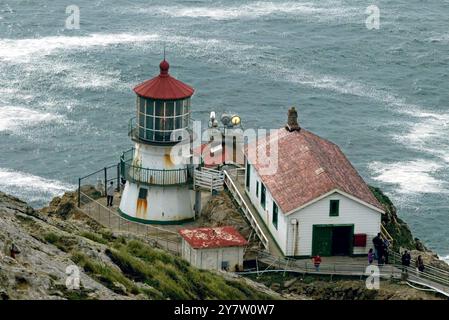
[[179, 226, 247, 271]]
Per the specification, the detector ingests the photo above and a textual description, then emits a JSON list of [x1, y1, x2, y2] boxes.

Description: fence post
[[117, 163, 120, 192], [78, 178, 81, 207], [104, 167, 107, 196]]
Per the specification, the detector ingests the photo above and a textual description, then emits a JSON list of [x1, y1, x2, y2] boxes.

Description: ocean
[[0, 0, 448, 262]]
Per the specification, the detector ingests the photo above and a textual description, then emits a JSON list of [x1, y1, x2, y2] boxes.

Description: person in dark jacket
[[401, 250, 411, 267], [372, 233, 383, 263], [416, 255, 425, 275]]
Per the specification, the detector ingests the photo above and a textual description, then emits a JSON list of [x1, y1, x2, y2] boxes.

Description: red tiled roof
[[178, 226, 248, 249], [245, 128, 384, 214], [134, 60, 194, 100]]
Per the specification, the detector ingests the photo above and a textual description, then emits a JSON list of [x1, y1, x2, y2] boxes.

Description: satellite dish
[[221, 114, 231, 126]]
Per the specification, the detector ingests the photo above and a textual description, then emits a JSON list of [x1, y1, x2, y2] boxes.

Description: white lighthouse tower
[[118, 59, 195, 224]]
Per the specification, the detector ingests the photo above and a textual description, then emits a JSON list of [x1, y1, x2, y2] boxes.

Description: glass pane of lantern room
[[139, 98, 145, 113], [175, 101, 183, 116], [155, 101, 164, 117], [146, 115, 153, 129], [146, 100, 154, 116], [165, 101, 175, 117], [155, 117, 164, 131], [139, 114, 145, 127], [175, 116, 182, 129], [165, 118, 174, 131], [145, 129, 153, 141]]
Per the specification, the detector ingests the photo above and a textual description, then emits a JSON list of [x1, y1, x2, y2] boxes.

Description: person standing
[[401, 250, 411, 270], [368, 248, 374, 264], [372, 233, 383, 262], [416, 255, 425, 276], [383, 238, 390, 264], [313, 255, 322, 272], [107, 181, 115, 207]]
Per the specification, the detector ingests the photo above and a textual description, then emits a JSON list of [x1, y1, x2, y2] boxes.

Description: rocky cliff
[[0, 191, 277, 300], [370, 186, 449, 271]]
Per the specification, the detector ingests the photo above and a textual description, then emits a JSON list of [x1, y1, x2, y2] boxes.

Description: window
[[138, 188, 148, 199], [256, 181, 259, 197], [330, 200, 339, 216], [272, 202, 278, 229], [246, 160, 250, 190], [260, 183, 266, 209], [221, 261, 229, 271]]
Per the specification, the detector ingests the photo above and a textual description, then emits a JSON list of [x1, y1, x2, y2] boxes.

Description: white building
[[244, 107, 385, 257], [179, 226, 247, 271]]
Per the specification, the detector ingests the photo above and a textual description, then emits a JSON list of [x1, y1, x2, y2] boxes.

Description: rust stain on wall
[[164, 153, 174, 168], [136, 198, 148, 219]]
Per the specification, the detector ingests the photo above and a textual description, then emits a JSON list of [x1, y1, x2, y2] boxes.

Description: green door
[[312, 225, 332, 256]]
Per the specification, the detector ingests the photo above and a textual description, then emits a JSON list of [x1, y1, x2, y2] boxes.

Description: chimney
[[286, 107, 301, 132]]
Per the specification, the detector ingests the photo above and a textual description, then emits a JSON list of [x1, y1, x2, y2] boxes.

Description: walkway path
[[224, 168, 283, 257]]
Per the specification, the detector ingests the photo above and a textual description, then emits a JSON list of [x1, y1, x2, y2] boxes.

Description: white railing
[[194, 167, 224, 193], [223, 170, 269, 251]]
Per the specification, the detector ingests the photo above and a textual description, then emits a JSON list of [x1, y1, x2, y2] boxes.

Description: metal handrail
[[78, 192, 182, 254], [223, 170, 269, 250], [389, 250, 449, 280], [381, 224, 394, 245], [120, 149, 191, 186]]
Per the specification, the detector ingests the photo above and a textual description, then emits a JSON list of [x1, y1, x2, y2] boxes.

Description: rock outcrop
[[253, 274, 443, 300], [370, 186, 449, 271], [0, 191, 276, 300]]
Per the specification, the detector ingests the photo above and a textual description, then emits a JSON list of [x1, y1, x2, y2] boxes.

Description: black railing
[[120, 148, 192, 186]]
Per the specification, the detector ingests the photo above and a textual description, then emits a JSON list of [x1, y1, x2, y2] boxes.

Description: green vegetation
[[79, 231, 108, 245], [369, 186, 416, 250], [104, 240, 272, 300], [69, 237, 271, 300], [44, 232, 77, 252], [71, 252, 141, 296]]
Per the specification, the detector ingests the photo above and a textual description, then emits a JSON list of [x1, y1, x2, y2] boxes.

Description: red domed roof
[[134, 59, 195, 100]]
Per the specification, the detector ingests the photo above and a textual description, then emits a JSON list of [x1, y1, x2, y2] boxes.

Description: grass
[[79, 231, 108, 245], [44, 232, 77, 252], [71, 252, 141, 296], [105, 240, 272, 300]]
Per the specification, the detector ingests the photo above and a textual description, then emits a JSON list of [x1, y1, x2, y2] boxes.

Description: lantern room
[[132, 60, 195, 144]]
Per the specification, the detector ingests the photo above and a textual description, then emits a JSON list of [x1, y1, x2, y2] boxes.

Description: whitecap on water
[[0, 168, 74, 206], [0, 33, 161, 63], [368, 160, 447, 195], [0, 106, 65, 132], [140, 1, 360, 21]]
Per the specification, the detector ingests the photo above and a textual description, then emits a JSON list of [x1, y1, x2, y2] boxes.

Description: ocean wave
[[0, 106, 65, 132], [393, 115, 449, 163], [140, 1, 359, 21], [0, 168, 74, 206], [368, 160, 448, 195], [441, 255, 449, 265], [0, 33, 161, 62]]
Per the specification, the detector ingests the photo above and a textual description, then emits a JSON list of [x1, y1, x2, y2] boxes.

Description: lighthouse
[[118, 59, 195, 224]]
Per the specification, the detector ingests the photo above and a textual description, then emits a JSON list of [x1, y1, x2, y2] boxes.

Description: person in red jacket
[[313, 255, 322, 272]]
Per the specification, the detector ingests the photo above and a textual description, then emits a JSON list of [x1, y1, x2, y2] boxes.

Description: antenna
[[163, 44, 166, 61]]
